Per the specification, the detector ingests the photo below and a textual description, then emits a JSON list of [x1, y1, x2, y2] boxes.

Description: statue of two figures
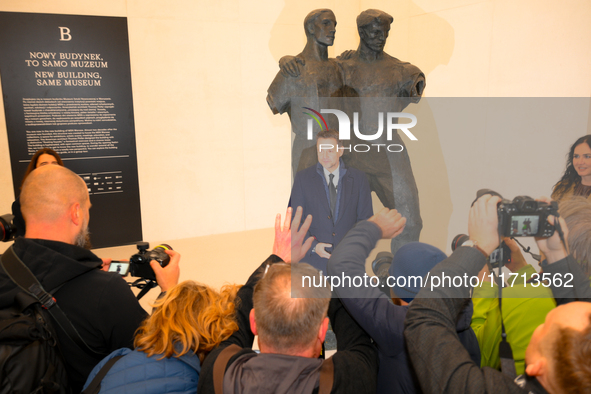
[[267, 9, 425, 255]]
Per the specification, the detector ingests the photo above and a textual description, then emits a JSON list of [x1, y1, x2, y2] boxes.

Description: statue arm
[[336, 49, 355, 60], [278, 55, 305, 78], [266, 71, 292, 114]]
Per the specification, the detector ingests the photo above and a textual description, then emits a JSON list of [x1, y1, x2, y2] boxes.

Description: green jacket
[[471, 265, 556, 375]]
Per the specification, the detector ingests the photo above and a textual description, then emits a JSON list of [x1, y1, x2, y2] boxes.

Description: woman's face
[[36, 153, 59, 168], [573, 142, 591, 181]]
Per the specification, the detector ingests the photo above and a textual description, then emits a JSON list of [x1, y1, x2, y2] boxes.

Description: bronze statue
[[271, 9, 425, 254], [340, 9, 425, 254], [266, 9, 344, 173]]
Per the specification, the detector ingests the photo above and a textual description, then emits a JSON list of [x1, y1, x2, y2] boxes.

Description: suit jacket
[[290, 160, 373, 272]]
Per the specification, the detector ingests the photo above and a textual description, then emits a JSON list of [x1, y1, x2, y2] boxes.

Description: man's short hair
[[304, 9, 333, 37], [558, 196, 591, 275], [317, 129, 341, 146], [553, 314, 591, 392], [356, 9, 393, 30], [253, 263, 330, 353]]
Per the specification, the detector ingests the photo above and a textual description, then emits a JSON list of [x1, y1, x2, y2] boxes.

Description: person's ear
[[318, 316, 329, 343], [70, 203, 81, 225], [525, 358, 546, 377], [249, 309, 258, 336]]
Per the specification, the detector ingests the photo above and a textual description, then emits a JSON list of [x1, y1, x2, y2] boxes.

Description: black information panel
[[0, 12, 142, 248]]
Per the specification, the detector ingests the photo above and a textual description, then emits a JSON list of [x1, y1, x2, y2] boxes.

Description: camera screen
[[509, 215, 539, 236], [108, 261, 130, 276]]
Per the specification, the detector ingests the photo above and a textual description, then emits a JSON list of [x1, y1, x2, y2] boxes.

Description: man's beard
[[74, 224, 91, 249]]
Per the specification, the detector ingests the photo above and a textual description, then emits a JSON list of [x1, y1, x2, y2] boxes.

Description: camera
[[451, 234, 511, 269], [372, 251, 394, 297], [0, 214, 17, 242], [497, 195, 557, 238], [128, 242, 172, 281], [474, 190, 558, 238]]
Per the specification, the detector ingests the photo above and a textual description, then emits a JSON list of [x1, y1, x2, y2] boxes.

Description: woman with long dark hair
[[552, 135, 591, 201]]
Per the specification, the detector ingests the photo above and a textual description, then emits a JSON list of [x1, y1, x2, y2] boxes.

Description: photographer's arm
[[199, 209, 311, 393], [404, 195, 520, 393], [328, 208, 408, 356], [207, 206, 312, 351]]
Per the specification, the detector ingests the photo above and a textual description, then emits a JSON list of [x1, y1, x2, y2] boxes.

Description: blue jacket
[[83, 347, 201, 394]]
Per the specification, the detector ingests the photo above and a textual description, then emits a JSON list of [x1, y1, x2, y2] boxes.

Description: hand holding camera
[[534, 214, 569, 264], [463, 190, 567, 267], [468, 194, 502, 256], [149, 249, 180, 292], [107, 242, 180, 295]]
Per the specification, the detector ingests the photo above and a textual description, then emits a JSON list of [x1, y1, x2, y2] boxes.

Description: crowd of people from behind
[[0, 134, 590, 394]]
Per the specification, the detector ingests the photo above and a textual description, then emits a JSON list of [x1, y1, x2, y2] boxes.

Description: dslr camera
[[0, 214, 17, 242], [497, 195, 558, 238], [109, 242, 172, 282]]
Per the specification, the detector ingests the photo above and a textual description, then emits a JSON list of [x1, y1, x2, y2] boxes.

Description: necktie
[[329, 173, 337, 220]]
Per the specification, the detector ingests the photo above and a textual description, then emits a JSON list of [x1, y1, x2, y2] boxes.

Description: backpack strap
[[318, 357, 334, 394], [81, 354, 125, 394], [1, 246, 102, 357], [213, 344, 242, 394]]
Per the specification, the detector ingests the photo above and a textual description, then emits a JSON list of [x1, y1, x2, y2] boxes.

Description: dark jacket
[[328, 220, 480, 394], [83, 347, 201, 393], [290, 160, 373, 273], [402, 246, 582, 393], [197, 255, 378, 394], [0, 238, 148, 392]]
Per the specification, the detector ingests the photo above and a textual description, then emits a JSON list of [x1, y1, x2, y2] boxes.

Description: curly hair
[[553, 314, 591, 393], [20, 148, 64, 188], [552, 135, 591, 200], [134, 280, 240, 362]]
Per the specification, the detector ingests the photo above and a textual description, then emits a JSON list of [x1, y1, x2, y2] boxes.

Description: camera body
[[497, 196, 557, 238], [129, 242, 172, 281]]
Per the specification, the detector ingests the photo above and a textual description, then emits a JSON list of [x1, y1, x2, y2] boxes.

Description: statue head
[[356, 9, 393, 53], [304, 9, 337, 46]]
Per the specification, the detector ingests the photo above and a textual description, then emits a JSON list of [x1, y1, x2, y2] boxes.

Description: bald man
[[0, 165, 179, 392]]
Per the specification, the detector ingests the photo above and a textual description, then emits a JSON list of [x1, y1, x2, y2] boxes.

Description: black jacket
[[0, 237, 148, 392]]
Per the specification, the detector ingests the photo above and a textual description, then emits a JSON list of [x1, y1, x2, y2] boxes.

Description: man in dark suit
[[290, 129, 373, 273]]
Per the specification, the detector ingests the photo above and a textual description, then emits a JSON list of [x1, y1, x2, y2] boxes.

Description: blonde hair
[[134, 280, 239, 362]]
